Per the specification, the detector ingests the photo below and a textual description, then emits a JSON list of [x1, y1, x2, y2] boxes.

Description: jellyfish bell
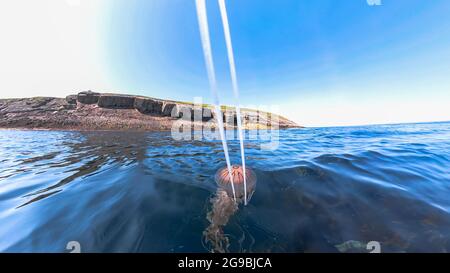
[[215, 165, 257, 203]]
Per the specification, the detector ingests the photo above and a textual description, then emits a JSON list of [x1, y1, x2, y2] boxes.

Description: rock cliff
[[0, 91, 301, 131]]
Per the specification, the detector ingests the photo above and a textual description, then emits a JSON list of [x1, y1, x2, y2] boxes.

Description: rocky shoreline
[[0, 91, 301, 131]]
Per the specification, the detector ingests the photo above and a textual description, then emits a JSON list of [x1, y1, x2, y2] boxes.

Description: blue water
[[0, 122, 450, 253]]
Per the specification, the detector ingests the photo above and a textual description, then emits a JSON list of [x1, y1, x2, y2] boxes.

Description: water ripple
[[0, 122, 449, 252]]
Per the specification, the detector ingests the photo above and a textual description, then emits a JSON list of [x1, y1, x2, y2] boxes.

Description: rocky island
[[0, 91, 301, 131]]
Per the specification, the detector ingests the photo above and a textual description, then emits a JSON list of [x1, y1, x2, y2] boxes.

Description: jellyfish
[[203, 165, 257, 253], [215, 165, 257, 203]]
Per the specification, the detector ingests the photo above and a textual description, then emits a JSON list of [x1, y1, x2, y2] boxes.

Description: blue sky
[[1, 0, 450, 126]]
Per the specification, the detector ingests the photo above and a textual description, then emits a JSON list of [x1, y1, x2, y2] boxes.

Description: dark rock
[[192, 107, 213, 122], [66, 95, 77, 105], [98, 94, 135, 109], [223, 111, 238, 126], [162, 103, 178, 117], [77, 91, 100, 104], [179, 106, 194, 121], [28, 97, 54, 108], [202, 107, 213, 121], [63, 104, 77, 110], [162, 103, 195, 120], [180, 106, 214, 122], [134, 98, 163, 114]]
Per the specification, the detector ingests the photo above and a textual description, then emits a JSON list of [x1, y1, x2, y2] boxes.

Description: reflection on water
[[18, 132, 149, 208], [0, 122, 450, 252]]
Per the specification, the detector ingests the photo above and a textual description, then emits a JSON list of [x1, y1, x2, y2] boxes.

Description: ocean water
[[0, 122, 449, 253]]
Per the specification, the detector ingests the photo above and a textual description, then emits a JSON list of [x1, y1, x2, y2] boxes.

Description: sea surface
[[0, 122, 450, 253]]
